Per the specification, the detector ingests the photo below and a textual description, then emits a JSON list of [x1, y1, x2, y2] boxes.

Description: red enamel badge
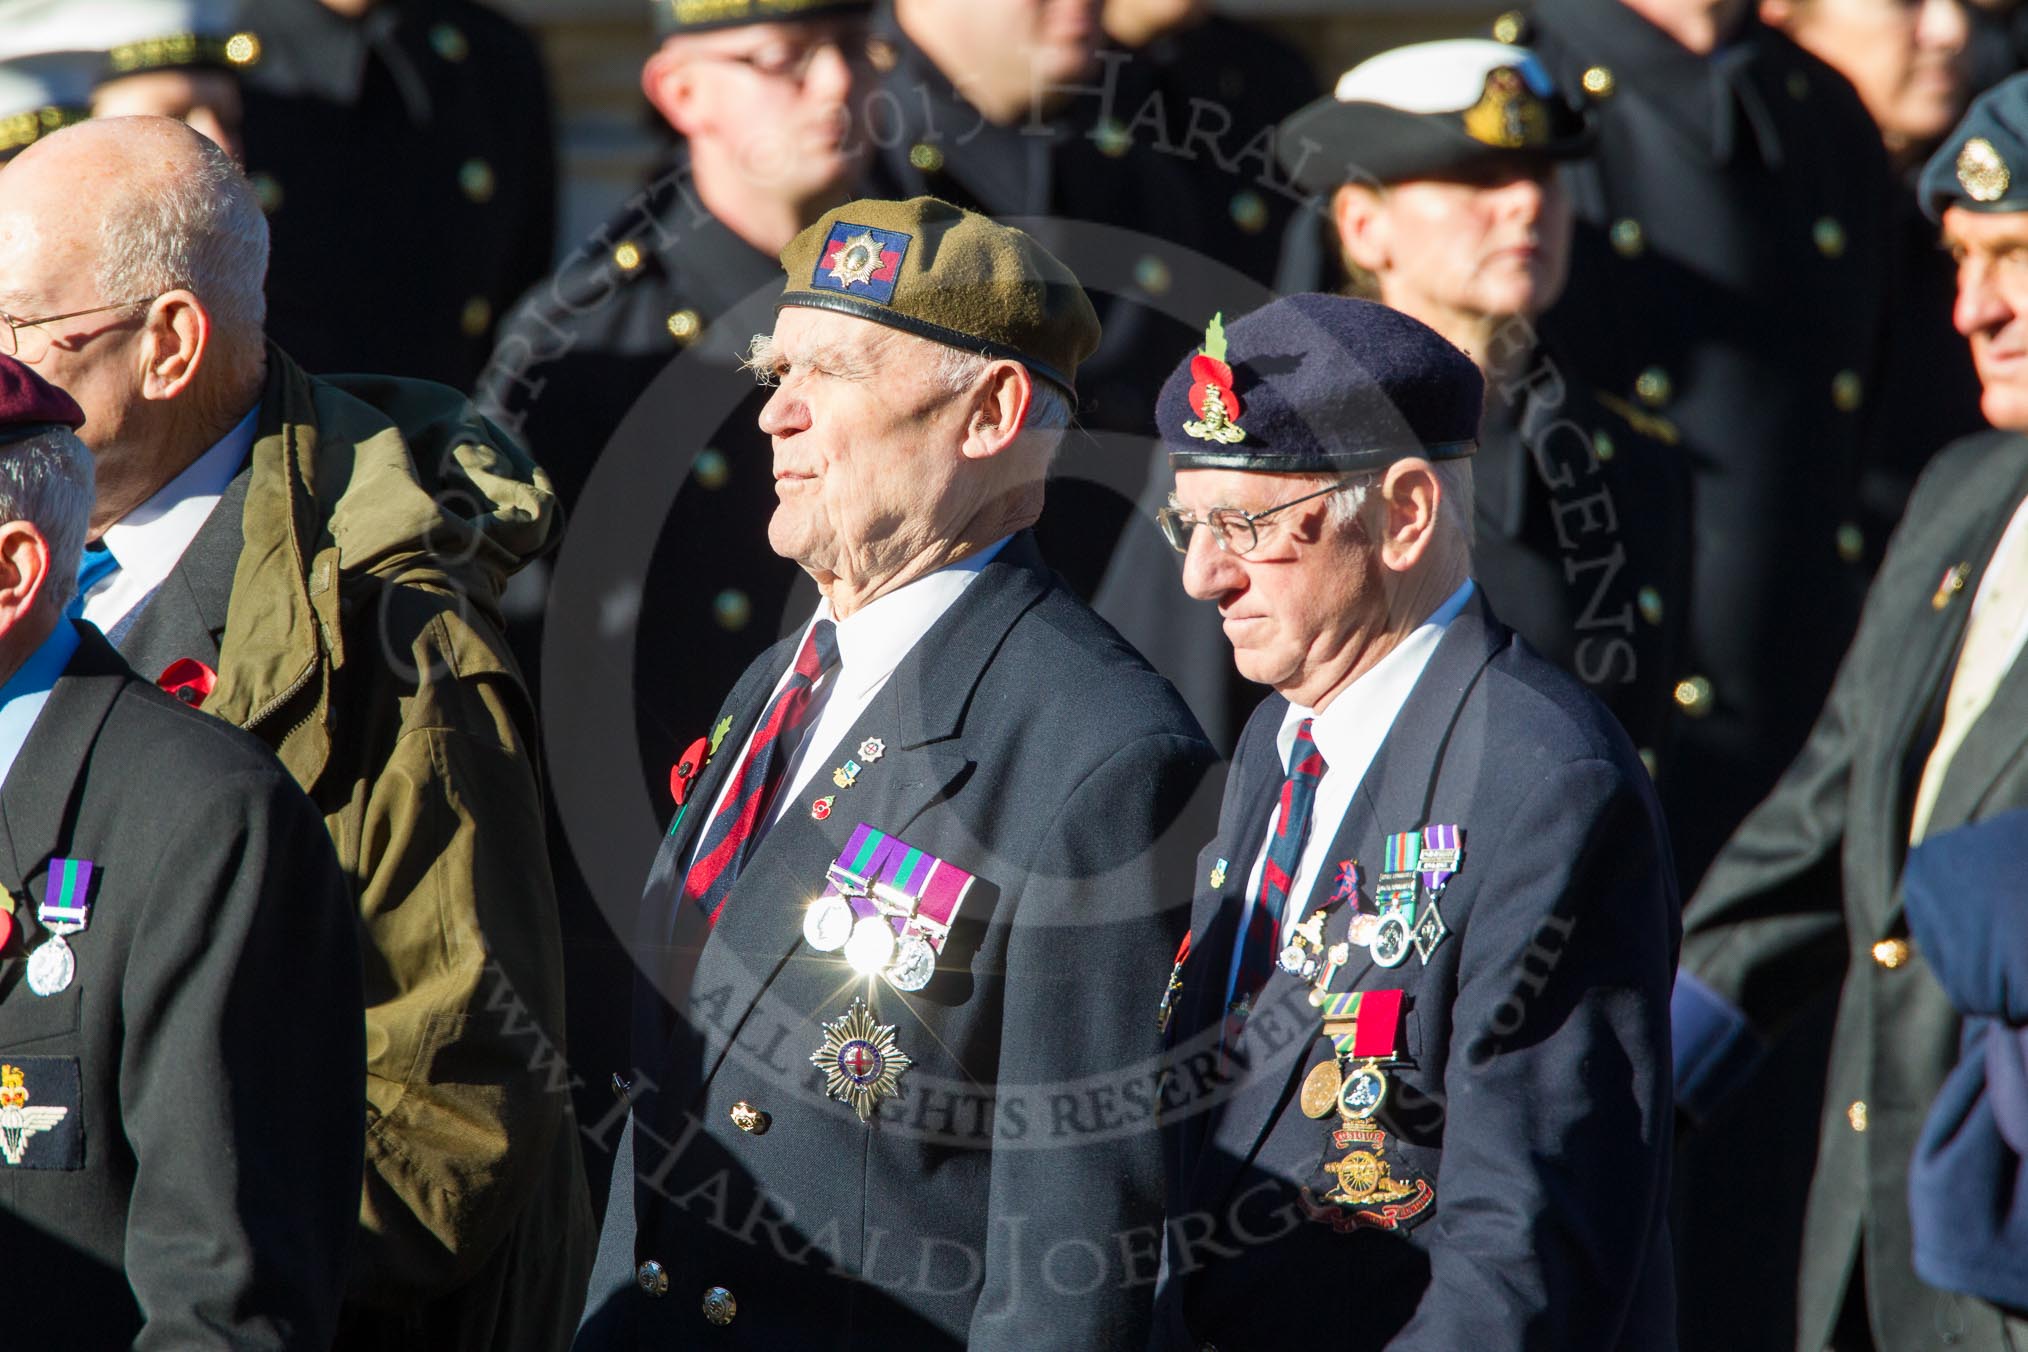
[[0, 908, 14, 957], [1182, 313, 1246, 444], [670, 736, 710, 806], [157, 658, 217, 707]]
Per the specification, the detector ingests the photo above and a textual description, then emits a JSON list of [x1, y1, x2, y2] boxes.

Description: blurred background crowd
[[4, 0, 2024, 1347]]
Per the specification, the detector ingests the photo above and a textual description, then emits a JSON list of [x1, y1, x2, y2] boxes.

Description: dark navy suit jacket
[[1150, 592, 1680, 1351]]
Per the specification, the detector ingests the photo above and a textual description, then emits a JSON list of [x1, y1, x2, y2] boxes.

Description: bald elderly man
[[0, 117, 590, 1351], [578, 197, 1217, 1351]]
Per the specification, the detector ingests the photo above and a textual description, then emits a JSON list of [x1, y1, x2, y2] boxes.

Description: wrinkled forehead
[[1942, 202, 2028, 256], [766, 304, 922, 369]]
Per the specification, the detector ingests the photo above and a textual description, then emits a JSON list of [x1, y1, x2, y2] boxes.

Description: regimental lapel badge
[[1208, 857, 1228, 890], [857, 738, 886, 763], [27, 858, 95, 998], [833, 760, 861, 789], [810, 998, 912, 1124], [802, 823, 979, 993], [1278, 909, 1328, 980], [0, 1064, 68, 1166], [1182, 313, 1247, 445], [1330, 859, 1360, 905]]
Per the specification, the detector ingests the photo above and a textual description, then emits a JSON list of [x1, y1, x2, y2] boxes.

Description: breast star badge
[[810, 998, 912, 1123]]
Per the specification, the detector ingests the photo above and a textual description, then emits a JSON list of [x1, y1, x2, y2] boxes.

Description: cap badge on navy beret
[[1182, 313, 1247, 446], [1959, 137, 2011, 203], [812, 222, 909, 304], [1462, 66, 1550, 150]]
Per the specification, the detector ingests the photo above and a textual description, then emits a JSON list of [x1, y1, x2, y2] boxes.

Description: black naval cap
[[1158, 294, 1482, 472], [1921, 70, 2028, 221], [1277, 39, 1591, 196], [653, 0, 871, 38]]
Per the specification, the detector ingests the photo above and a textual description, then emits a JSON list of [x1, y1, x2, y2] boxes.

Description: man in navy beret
[[1146, 293, 1679, 1350], [1672, 68, 2028, 1352]]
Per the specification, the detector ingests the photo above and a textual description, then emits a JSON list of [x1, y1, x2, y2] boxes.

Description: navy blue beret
[[1158, 293, 1482, 472], [1921, 71, 2028, 221]]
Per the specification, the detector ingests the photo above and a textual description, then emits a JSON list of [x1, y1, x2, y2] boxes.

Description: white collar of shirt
[[0, 620, 79, 792], [1228, 577, 1476, 1002], [82, 406, 258, 633], [691, 535, 1012, 860]]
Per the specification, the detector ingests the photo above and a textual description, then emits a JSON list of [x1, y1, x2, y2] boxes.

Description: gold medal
[[1300, 1058, 1342, 1118]]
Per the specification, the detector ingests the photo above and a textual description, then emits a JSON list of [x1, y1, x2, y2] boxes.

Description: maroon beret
[[0, 354, 85, 447]]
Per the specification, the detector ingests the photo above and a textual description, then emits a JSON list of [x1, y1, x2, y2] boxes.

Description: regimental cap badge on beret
[[1959, 136, 2011, 203], [812, 222, 909, 305], [1183, 313, 1246, 445]]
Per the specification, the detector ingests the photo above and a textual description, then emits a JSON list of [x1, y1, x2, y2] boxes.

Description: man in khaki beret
[[577, 195, 1217, 1351]]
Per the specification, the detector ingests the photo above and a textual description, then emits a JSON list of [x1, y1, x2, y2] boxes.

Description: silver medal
[[886, 933, 936, 992], [803, 895, 856, 952], [25, 933, 75, 996], [843, 914, 897, 976], [1370, 913, 1412, 969]]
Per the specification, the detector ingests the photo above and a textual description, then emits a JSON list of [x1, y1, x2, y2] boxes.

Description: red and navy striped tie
[[1228, 718, 1326, 1040], [684, 619, 840, 926]]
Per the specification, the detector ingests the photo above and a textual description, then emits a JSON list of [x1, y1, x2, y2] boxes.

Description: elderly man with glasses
[[0, 115, 590, 1352], [575, 195, 1216, 1351], [1147, 293, 1679, 1351]]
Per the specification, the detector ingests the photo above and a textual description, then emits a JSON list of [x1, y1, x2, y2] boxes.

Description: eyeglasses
[[1156, 479, 1358, 557], [0, 297, 159, 363], [703, 33, 890, 83]]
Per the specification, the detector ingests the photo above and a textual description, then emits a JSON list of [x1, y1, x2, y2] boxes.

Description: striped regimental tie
[[1225, 717, 1327, 1051], [684, 619, 840, 925]]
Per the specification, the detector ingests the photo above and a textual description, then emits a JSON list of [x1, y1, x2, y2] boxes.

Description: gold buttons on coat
[[1813, 217, 1846, 259], [667, 309, 701, 344], [225, 32, 261, 66], [1635, 366, 1673, 408], [459, 296, 492, 338], [1610, 218, 1644, 258], [636, 1260, 669, 1297], [1493, 11, 1526, 43], [458, 158, 495, 204], [1872, 938, 1910, 969], [1836, 521, 1865, 564], [1638, 587, 1663, 626], [613, 241, 644, 272], [714, 589, 752, 631], [702, 1287, 738, 1325], [1582, 65, 1615, 98], [1673, 675, 1714, 716], [431, 22, 470, 62], [1230, 191, 1269, 234], [729, 1101, 770, 1134], [693, 449, 729, 490], [1833, 369, 1864, 412], [908, 142, 944, 173], [1848, 1100, 1868, 1133], [1593, 430, 1616, 462]]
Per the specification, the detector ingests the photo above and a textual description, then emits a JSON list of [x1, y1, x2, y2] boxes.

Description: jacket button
[[729, 1100, 770, 1134], [636, 1260, 668, 1297], [909, 142, 945, 173], [1813, 216, 1846, 259], [667, 308, 702, 344], [1635, 366, 1673, 408], [1610, 218, 1644, 258], [1673, 675, 1714, 716], [1836, 521, 1865, 564], [1638, 586, 1663, 626], [1872, 938, 1910, 969], [1847, 1100, 1868, 1133], [1492, 10, 1525, 43], [1832, 369, 1864, 412], [702, 1286, 738, 1325], [1582, 65, 1616, 98]]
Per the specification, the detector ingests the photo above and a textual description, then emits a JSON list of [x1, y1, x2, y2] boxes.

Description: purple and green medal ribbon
[[1419, 823, 1462, 893], [823, 823, 975, 950], [37, 857, 94, 929]]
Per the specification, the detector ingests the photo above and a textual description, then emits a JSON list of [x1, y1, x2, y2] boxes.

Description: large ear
[[137, 290, 211, 404], [1332, 182, 1393, 278], [1374, 457, 1443, 574], [643, 41, 700, 138], [0, 518, 53, 631], [960, 358, 1034, 461]]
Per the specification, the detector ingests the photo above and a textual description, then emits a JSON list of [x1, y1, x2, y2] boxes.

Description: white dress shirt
[[1225, 579, 1475, 1001], [79, 407, 257, 634], [691, 537, 1010, 863]]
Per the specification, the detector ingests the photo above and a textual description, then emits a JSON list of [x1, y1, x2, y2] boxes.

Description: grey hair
[[1325, 458, 1476, 558], [95, 134, 268, 374], [928, 344, 1074, 458], [0, 428, 96, 614]]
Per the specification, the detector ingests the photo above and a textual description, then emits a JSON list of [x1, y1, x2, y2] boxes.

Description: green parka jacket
[[205, 348, 592, 1350]]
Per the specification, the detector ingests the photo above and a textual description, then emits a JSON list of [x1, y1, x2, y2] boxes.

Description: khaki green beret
[[776, 196, 1102, 395]]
